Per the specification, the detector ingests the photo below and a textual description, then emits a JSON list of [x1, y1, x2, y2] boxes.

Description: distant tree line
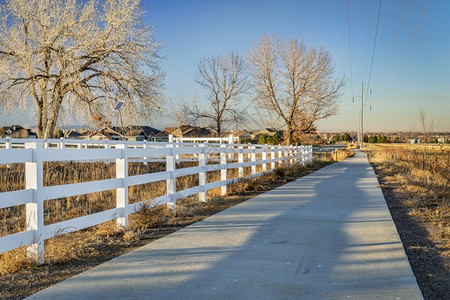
[[331, 132, 353, 144], [363, 134, 388, 143]]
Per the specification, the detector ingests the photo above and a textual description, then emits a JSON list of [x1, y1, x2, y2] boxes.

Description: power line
[[346, 0, 354, 97], [384, 0, 409, 74], [366, 0, 382, 102], [388, 0, 430, 97]]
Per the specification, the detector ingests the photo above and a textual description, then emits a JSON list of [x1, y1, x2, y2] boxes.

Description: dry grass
[[368, 144, 449, 230], [0, 154, 331, 299], [366, 144, 450, 299]]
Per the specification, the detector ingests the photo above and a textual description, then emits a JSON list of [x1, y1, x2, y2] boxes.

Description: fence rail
[[0, 137, 312, 263]]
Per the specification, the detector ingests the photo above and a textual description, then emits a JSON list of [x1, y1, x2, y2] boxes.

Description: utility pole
[[356, 82, 372, 149], [359, 82, 364, 149]]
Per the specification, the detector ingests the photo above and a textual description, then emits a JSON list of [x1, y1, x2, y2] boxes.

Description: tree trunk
[[217, 122, 221, 138], [286, 126, 293, 145]]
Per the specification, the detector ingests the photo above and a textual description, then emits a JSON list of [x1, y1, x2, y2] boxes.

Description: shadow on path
[[27, 152, 423, 300]]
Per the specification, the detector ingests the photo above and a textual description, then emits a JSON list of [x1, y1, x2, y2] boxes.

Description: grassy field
[[366, 143, 449, 299], [0, 153, 333, 299]]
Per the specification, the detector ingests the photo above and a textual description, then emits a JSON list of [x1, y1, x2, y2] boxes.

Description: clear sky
[[1, 0, 449, 132]]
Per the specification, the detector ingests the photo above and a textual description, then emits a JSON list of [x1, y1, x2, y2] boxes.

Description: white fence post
[[251, 146, 256, 177], [278, 146, 283, 168], [143, 140, 148, 166], [300, 146, 305, 165], [270, 146, 276, 170], [25, 142, 44, 264], [238, 146, 244, 178], [289, 145, 294, 165], [198, 144, 207, 202], [308, 146, 313, 163], [228, 134, 234, 159], [115, 144, 129, 228], [262, 144, 268, 172], [220, 144, 227, 196], [59, 137, 65, 149], [166, 138, 176, 211], [6, 137, 11, 168], [284, 146, 289, 165]]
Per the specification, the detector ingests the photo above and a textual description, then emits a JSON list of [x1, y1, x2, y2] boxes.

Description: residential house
[[251, 128, 283, 143], [228, 130, 252, 143], [84, 126, 161, 141], [0, 125, 37, 139], [153, 125, 212, 142]]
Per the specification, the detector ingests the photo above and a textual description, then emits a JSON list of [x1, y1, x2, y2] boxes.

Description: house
[[153, 125, 213, 142], [251, 128, 284, 143], [87, 126, 161, 141], [228, 130, 252, 143], [0, 125, 37, 139]]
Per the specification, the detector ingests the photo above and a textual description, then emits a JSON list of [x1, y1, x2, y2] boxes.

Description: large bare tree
[[182, 52, 248, 137], [249, 36, 344, 145], [0, 0, 164, 138]]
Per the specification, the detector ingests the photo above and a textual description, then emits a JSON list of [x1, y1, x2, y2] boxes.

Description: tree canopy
[[0, 0, 164, 138]]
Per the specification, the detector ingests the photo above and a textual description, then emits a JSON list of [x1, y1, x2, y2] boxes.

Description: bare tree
[[182, 52, 248, 137], [0, 0, 164, 138], [249, 36, 344, 145]]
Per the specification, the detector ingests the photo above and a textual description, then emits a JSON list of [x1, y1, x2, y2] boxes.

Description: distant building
[[228, 130, 252, 143], [0, 125, 37, 139], [153, 125, 212, 142]]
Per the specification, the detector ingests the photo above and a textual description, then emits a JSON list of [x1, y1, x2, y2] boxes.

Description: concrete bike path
[[27, 151, 422, 300]]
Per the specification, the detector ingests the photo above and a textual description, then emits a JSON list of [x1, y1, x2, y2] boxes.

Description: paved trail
[[27, 151, 422, 299]]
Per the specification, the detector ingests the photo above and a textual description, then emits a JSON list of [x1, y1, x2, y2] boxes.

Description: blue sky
[[1, 0, 449, 132], [145, 0, 449, 132]]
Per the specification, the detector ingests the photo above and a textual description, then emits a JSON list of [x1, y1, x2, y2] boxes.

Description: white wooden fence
[[0, 137, 312, 263]]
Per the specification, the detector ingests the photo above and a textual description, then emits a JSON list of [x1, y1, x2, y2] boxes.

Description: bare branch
[[0, 0, 164, 138], [249, 35, 344, 145], [182, 52, 248, 137]]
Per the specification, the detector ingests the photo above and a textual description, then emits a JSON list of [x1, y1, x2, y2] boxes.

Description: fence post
[[299, 146, 304, 165], [278, 146, 283, 168], [105, 139, 110, 149], [166, 138, 176, 211], [115, 144, 129, 228], [251, 145, 257, 177], [238, 146, 244, 178], [6, 137, 11, 168], [262, 144, 268, 172], [308, 146, 313, 163], [270, 146, 276, 170], [228, 134, 234, 159], [175, 140, 180, 161], [59, 137, 65, 149], [198, 144, 207, 202], [143, 140, 148, 166], [25, 141, 44, 264], [289, 145, 293, 165], [220, 144, 227, 196], [284, 146, 289, 166]]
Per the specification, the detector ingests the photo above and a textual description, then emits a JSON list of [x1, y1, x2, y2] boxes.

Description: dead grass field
[[0, 155, 331, 299], [366, 144, 449, 300]]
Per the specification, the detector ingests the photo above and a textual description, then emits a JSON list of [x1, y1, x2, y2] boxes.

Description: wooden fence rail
[[0, 137, 312, 264]]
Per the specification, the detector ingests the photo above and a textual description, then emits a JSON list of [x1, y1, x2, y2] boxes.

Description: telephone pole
[[356, 82, 372, 149], [359, 82, 364, 149]]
